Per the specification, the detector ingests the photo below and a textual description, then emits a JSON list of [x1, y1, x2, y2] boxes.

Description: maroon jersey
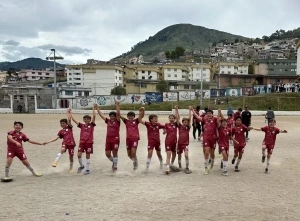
[[105, 118, 120, 140], [233, 112, 241, 120], [261, 126, 280, 146], [218, 127, 231, 148], [57, 125, 76, 146], [177, 124, 190, 145], [232, 124, 248, 146], [123, 118, 139, 140], [202, 117, 218, 140], [7, 130, 29, 149], [145, 122, 164, 144], [164, 123, 178, 144], [78, 122, 96, 144], [227, 118, 234, 130]]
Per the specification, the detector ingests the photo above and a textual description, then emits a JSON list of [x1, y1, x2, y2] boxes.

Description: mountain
[[114, 23, 249, 60], [0, 58, 65, 71]]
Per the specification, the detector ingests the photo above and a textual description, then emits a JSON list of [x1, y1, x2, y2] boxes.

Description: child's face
[[269, 122, 276, 127], [109, 115, 116, 121], [182, 120, 189, 127], [83, 118, 91, 124], [60, 122, 67, 128], [14, 124, 22, 132], [221, 121, 227, 128], [206, 112, 212, 118], [150, 117, 158, 124], [127, 115, 135, 121], [235, 119, 242, 126], [228, 115, 232, 119], [169, 116, 175, 123]]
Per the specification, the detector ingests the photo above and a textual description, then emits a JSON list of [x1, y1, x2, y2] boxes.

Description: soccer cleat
[[33, 172, 42, 177], [52, 162, 57, 167], [222, 171, 229, 176], [185, 168, 192, 174], [113, 167, 117, 172], [218, 153, 222, 157], [77, 166, 85, 173], [231, 158, 236, 164], [234, 166, 240, 172], [133, 161, 138, 170], [220, 160, 223, 169], [265, 168, 269, 173], [84, 170, 90, 175], [165, 170, 170, 175], [262, 156, 266, 163], [204, 167, 209, 175]]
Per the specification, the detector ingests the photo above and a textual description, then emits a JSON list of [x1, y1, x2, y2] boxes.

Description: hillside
[[0, 58, 65, 71], [114, 23, 248, 60]]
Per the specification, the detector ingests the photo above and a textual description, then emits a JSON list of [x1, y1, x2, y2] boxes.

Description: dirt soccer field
[[0, 114, 299, 221]]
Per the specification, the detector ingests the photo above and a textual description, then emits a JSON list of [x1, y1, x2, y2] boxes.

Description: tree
[[175, 46, 185, 57], [111, 86, 126, 95], [156, 80, 169, 92], [165, 51, 170, 59]]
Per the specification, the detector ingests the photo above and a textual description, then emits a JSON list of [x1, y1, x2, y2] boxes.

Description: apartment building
[[256, 59, 297, 76], [219, 62, 249, 75]]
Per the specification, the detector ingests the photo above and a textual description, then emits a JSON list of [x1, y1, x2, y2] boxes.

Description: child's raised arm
[[67, 108, 72, 126], [191, 108, 202, 121], [115, 101, 121, 121], [92, 104, 96, 123], [70, 110, 79, 125], [175, 105, 180, 124], [95, 103, 106, 121], [188, 106, 192, 127], [138, 107, 145, 125]]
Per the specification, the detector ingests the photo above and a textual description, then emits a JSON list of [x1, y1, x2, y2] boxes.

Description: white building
[[219, 62, 249, 75], [190, 65, 211, 82], [66, 65, 122, 95]]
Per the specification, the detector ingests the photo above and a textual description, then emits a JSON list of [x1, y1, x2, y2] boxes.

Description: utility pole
[[200, 57, 203, 106]]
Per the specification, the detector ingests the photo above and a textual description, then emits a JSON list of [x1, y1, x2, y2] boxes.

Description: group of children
[[3, 103, 287, 180]]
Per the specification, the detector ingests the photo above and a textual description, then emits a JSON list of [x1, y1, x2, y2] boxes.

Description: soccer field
[[0, 114, 299, 221]]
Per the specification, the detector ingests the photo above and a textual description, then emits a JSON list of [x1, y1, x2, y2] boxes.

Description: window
[[174, 74, 177, 77], [19, 95, 24, 100], [78, 91, 82, 96], [76, 83, 81, 85], [119, 77, 122, 80], [32, 72, 35, 74], [38, 72, 42, 75], [173, 86, 178, 89], [184, 85, 189, 89], [174, 69, 177, 71], [167, 74, 171, 77], [84, 91, 89, 96], [228, 71, 231, 74], [46, 73, 49, 75], [142, 71, 145, 73], [167, 69, 171, 71], [227, 66, 230, 68], [142, 76, 145, 79], [69, 73, 72, 75], [225, 77, 231, 82], [116, 76, 117, 79], [69, 78, 72, 80], [203, 68, 206, 71], [221, 71, 224, 74], [32, 76, 36, 79], [75, 78, 80, 80], [148, 71, 151, 74], [141, 83, 147, 88], [245, 78, 251, 83], [65, 91, 73, 96]]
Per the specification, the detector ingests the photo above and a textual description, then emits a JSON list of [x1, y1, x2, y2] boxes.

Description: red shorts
[[177, 144, 189, 154], [78, 143, 93, 154], [219, 145, 229, 156], [7, 148, 27, 161], [234, 146, 245, 153], [148, 142, 161, 151], [105, 141, 120, 151], [203, 139, 216, 149], [165, 143, 177, 152], [262, 142, 275, 154], [126, 138, 139, 149], [62, 144, 75, 156]]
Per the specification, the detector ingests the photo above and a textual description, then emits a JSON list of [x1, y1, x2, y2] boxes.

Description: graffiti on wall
[[145, 92, 163, 103], [78, 97, 92, 107], [163, 92, 177, 101]]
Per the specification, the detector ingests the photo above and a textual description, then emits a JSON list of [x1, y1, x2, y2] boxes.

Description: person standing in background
[[265, 107, 275, 125], [241, 106, 251, 141]]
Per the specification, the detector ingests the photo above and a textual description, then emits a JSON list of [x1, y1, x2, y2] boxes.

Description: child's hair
[[83, 115, 91, 120], [206, 109, 213, 114], [238, 108, 243, 111], [235, 116, 242, 121], [204, 107, 208, 112], [149, 114, 158, 121], [196, 106, 200, 111], [109, 111, 117, 117], [127, 111, 135, 117], [168, 114, 176, 119], [221, 119, 227, 123], [182, 118, 190, 123], [60, 119, 67, 124], [14, 121, 23, 128], [269, 119, 276, 123], [228, 113, 233, 117]]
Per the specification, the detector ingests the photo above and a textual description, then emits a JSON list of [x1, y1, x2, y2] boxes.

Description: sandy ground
[[0, 114, 299, 221]]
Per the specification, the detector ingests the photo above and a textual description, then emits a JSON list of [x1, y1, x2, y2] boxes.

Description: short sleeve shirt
[[7, 130, 29, 149]]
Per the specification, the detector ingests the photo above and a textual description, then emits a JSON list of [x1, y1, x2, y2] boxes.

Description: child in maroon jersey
[[70, 106, 96, 175], [163, 114, 178, 174], [249, 119, 287, 173], [175, 106, 192, 174], [138, 107, 164, 171], [231, 116, 250, 172], [4, 121, 43, 179], [44, 109, 76, 172], [95, 102, 121, 172], [121, 111, 141, 170], [192, 108, 218, 175], [217, 109, 237, 176]]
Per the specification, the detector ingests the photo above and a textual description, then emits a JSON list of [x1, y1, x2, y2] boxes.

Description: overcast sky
[[0, 0, 299, 64]]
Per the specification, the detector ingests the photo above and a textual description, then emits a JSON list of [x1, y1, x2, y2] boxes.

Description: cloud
[[37, 44, 92, 56], [2, 40, 20, 46]]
